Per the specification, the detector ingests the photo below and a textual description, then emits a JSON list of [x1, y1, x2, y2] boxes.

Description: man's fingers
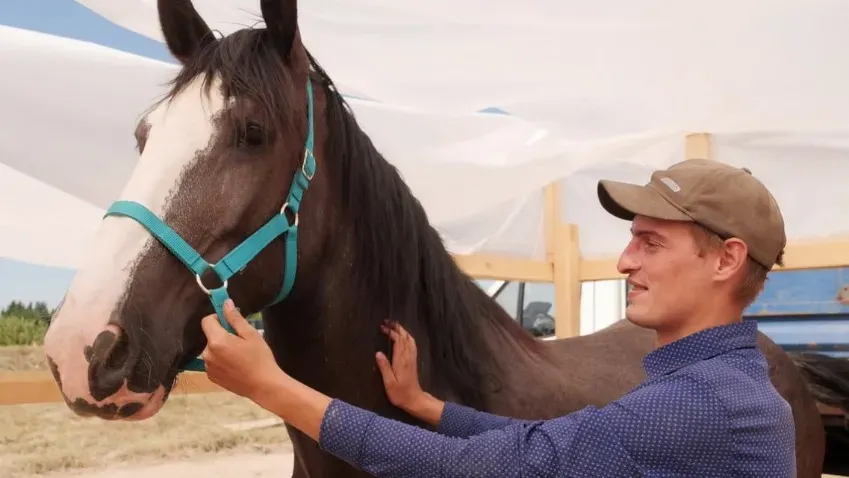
[[394, 323, 416, 351], [221, 300, 259, 338], [380, 323, 401, 342], [375, 352, 397, 387], [394, 327, 408, 359], [399, 326, 415, 353], [395, 329, 417, 369], [381, 320, 418, 366], [200, 314, 227, 344], [382, 326, 401, 343]]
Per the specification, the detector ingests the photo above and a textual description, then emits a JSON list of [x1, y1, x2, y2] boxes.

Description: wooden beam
[[453, 253, 552, 282], [778, 238, 849, 271], [580, 256, 625, 282], [0, 371, 223, 406], [452, 233, 849, 284], [580, 236, 849, 281], [0, 371, 64, 406]]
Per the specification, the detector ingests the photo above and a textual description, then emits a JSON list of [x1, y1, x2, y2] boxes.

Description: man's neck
[[654, 303, 743, 348]]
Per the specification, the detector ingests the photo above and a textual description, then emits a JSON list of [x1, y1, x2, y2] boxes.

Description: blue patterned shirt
[[318, 320, 796, 477]]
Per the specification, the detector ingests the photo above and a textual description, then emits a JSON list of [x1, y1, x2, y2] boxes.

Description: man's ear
[[714, 238, 749, 282]]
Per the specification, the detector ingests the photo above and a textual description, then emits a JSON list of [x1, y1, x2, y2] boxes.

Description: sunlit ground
[[0, 346, 290, 477]]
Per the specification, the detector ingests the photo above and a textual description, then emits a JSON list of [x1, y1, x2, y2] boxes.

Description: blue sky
[[0, 0, 177, 308]]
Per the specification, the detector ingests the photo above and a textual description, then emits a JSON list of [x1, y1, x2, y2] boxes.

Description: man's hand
[[376, 321, 445, 427], [200, 299, 286, 401], [376, 321, 425, 410]]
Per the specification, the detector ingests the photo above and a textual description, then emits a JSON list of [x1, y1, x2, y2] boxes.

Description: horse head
[[42, 0, 329, 420]]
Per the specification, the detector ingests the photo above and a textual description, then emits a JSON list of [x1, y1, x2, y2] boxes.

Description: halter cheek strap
[[103, 80, 316, 372]]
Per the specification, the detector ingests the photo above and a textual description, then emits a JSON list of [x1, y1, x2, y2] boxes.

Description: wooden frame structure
[[4, 132, 849, 407]]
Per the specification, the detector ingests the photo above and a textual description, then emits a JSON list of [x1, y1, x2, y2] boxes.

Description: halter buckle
[[302, 149, 315, 180]]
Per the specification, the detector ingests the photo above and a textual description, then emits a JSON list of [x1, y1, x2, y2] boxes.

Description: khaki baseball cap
[[597, 158, 786, 269]]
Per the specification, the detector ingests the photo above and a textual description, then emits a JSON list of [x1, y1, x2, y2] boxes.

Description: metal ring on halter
[[302, 150, 315, 180], [280, 202, 300, 226], [195, 264, 228, 295]]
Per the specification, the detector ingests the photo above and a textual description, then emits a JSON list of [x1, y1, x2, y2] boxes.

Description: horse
[[791, 351, 849, 475], [41, 0, 827, 476]]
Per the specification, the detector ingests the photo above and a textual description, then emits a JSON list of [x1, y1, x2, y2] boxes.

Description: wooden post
[[0, 371, 223, 406], [554, 223, 581, 338], [545, 183, 581, 339], [685, 132, 713, 160], [543, 183, 560, 264]]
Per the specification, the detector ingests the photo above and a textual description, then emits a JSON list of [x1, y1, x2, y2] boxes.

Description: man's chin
[[624, 308, 653, 329]]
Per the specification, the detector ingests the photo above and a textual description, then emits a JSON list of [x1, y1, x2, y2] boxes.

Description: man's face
[[617, 215, 715, 332]]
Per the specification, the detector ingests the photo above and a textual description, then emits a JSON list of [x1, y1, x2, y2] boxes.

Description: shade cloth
[[2, 0, 849, 270]]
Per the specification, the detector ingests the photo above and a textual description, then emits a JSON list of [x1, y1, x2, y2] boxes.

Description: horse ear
[[157, 0, 215, 64], [260, 0, 298, 61]]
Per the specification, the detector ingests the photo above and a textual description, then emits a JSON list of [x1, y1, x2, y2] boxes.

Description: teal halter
[[103, 80, 316, 372]]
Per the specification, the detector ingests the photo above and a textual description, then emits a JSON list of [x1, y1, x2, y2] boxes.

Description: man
[[200, 158, 796, 477]]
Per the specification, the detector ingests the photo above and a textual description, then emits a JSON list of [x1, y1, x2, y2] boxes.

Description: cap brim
[[597, 180, 692, 222]]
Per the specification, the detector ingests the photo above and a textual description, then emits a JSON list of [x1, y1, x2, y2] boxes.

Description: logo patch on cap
[[659, 177, 681, 192]]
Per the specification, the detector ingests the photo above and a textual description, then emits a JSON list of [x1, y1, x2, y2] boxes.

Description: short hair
[[689, 223, 784, 308]]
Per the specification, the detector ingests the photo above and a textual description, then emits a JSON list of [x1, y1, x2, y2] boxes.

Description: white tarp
[[2, 0, 849, 271], [0, 164, 103, 268], [75, 0, 849, 133]]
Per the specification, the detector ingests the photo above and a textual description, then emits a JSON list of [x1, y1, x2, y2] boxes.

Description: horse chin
[[66, 383, 170, 422], [120, 387, 169, 421]]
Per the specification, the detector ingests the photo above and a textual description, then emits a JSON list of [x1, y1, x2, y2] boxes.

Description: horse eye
[[238, 122, 265, 148]]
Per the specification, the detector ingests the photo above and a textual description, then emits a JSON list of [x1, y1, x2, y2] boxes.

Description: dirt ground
[[0, 345, 303, 477], [0, 391, 294, 478], [34, 451, 295, 478], [0, 345, 48, 371], [0, 344, 297, 477]]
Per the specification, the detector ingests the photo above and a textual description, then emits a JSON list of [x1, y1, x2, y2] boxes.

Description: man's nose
[[617, 249, 638, 275]]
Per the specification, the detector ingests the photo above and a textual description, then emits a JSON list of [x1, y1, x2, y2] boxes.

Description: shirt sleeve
[[437, 401, 533, 438], [318, 398, 640, 477], [318, 374, 736, 478]]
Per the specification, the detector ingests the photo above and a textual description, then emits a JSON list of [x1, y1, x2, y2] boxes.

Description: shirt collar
[[642, 320, 758, 377]]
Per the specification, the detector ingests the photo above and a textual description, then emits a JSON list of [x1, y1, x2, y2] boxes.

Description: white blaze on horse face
[[43, 76, 227, 416]]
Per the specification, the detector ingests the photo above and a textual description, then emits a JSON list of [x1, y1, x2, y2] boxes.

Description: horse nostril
[[87, 325, 135, 401]]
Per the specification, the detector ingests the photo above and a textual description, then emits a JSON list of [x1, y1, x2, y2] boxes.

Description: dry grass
[[0, 345, 48, 372], [0, 346, 292, 478]]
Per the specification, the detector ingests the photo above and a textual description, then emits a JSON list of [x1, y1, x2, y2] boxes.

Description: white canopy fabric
[[0, 164, 103, 268], [3, 0, 849, 271]]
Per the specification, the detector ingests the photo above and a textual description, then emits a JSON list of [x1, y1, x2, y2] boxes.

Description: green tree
[[1, 300, 53, 345], [1, 300, 53, 322]]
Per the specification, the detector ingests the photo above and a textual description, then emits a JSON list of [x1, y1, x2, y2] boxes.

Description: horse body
[[41, 1, 826, 476]]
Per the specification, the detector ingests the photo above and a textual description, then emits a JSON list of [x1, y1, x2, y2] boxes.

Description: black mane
[[161, 26, 542, 408], [309, 50, 544, 406], [791, 352, 849, 412]]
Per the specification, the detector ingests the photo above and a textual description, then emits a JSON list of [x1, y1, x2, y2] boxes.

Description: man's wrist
[[406, 391, 432, 414], [249, 368, 291, 409], [246, 368, 334, 442], [405, 392, 445, 427]]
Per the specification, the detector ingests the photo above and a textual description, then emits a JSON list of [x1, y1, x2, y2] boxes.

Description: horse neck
[[262, 94, 546, 410], [263, 222, 546, 412]]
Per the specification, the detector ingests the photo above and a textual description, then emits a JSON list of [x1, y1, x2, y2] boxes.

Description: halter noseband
[[103, 80, 316, 372]]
